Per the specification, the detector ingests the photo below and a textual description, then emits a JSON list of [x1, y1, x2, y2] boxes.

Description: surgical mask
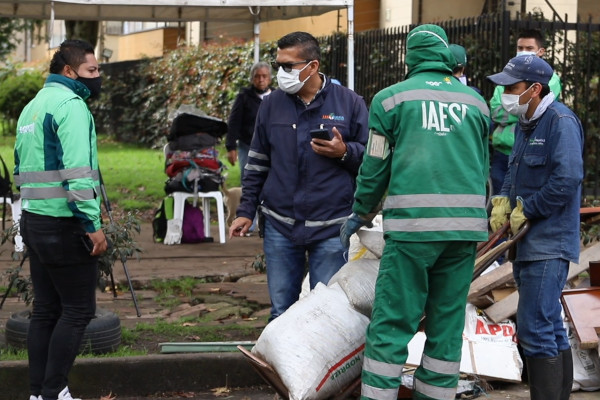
[[516, 51, 537, 57], [500, 84, 535, 116], [458, 76, 467, 85], [77, 76, 102, 99], [276, 62, 312, 94]]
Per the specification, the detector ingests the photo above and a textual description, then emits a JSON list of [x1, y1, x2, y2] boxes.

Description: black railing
[[319, 11, 600, 199]]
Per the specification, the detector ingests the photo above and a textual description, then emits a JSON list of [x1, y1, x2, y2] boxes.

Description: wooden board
[[561, 288, 600, 349]]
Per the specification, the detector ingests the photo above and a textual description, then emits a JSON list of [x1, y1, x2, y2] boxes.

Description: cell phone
[[310, 128, 332, 141], [81, 236, 93, 252]]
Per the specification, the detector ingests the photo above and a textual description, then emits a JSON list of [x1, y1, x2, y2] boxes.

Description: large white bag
[[252, 283, 370, 400], [328, 258, 380, 317]]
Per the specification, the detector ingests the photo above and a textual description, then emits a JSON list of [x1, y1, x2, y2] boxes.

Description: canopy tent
[[0, 0, 356, 88]]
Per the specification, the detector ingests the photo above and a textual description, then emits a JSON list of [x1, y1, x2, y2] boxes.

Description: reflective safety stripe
[[261, 206, 295, 225], [20, 186, 96, 201], [305, 215, 346, 227], [248, 150, 269, 160], [422, 354, 460, 375], [384, 217, 487, 232], [261, 206, 347, 227], [381, 89, 490, 117], [414, 378, 456, 400], [384, 194, 485, 209], [361, 383, 399, 400], [363, 356, 403, 377], [14, 167, 97, 186], [245, 164, 270, 172]]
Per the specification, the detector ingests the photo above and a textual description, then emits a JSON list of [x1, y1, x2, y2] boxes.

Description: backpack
[[0, 153, 13, 231], [181, 201, 210, 243]]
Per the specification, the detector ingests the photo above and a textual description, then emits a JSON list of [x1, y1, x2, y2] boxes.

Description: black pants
[[21, 211, 98, 400]]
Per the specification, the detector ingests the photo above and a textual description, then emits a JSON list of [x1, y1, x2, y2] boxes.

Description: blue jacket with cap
[[501, 100, 583, 263], [236, 76, 369, 245]]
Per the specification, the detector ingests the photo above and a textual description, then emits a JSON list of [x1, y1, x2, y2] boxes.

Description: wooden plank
[[484, 290, 519, 323], [561, 288, 600, 349], [468, 261, 514, 304]]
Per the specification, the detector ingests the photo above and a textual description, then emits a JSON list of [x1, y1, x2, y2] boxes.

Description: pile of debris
[[244, 217, 600, 399]]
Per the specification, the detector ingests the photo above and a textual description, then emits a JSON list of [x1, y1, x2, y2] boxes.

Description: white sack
[[252, 283, 370, 400], [356, 216, 385, 259], [566, 322, 600, 391], [328, 258, 380, 317]]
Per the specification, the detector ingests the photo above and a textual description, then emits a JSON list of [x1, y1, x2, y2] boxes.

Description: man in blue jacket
[[229, 31, 369, 320], [488, 56, 583, 400]]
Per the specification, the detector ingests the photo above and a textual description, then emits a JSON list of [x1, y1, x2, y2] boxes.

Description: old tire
[[4, 308, 121, 355]]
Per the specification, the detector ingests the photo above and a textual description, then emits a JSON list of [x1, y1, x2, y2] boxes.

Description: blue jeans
[[21, 211, 98, 399], [513, 258, 570, 358], [238, 141, 250, 180], [263, 219, 346, 320]]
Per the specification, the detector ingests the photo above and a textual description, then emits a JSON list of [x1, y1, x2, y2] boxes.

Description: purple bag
[[181, 202, 206, 243]]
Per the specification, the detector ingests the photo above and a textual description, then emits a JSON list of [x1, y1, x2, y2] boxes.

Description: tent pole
[[49, 1, 55, 51], [250, 6, 261, 65], [347, 2, 355, 90]]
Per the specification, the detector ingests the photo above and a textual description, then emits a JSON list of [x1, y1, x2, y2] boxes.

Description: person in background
[[14, 39, 107, 400], [488, 55, 582, 400], [341, 24, 490, 400], [229, 31, 369, 321], [489, 29, 561, 195], [449, 43, 482, 95], [226, 61, 274, 178]]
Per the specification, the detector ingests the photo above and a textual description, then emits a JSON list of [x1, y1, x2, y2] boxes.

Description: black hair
[[49, 39, 95, 74], [518, 29, 545, 49], [277, 31, 321, 62], [524, 81, 550, 97]]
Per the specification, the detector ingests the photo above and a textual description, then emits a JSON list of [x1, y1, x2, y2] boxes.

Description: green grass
[[0, 135, 241, 214]]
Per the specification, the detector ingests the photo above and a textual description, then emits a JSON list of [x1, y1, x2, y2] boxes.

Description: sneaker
[[57, 387, 81, 400], [29, 396, 41, 400]]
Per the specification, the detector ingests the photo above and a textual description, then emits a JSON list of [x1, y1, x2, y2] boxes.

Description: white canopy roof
[[0, 0, 351, 23], [0, 0, 356, 88]]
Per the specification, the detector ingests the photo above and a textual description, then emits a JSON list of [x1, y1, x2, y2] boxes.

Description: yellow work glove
[[489, 196, 511, 232], [510, 196, 527, 235]]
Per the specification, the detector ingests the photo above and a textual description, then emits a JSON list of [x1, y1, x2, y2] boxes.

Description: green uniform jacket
[[490, 72, 561, 154], [14, 74, 101, 233], [353, 25, 490, 242]]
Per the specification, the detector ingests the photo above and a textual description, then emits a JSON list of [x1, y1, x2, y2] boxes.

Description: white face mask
[[458, 76, 467, 85], [516, 50, 537, 57], [276, 62, 312, 94], [501, 84, 535, 116]]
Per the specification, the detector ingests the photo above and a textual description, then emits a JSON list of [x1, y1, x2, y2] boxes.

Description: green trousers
[[361, 240, 476, 400]]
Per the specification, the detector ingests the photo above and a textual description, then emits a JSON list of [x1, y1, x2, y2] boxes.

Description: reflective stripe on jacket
[[14, 74, 101, 233]]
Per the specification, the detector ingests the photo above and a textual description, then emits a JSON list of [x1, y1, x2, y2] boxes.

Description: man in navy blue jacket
[[488, 56, 583, 400], [229, 31, 369, 320]]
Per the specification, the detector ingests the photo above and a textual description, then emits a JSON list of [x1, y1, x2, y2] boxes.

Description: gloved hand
[[340, 213, 373, 248], [489, 196, 511, 232], [510, 196, 527, 235]]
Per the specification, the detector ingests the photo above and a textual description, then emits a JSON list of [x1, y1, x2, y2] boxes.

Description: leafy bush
[[0, 70, 45, 135]]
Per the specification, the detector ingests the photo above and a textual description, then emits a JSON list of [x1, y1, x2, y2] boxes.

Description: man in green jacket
[[341, 24, 490, 400], [14, 39, 107, 400]]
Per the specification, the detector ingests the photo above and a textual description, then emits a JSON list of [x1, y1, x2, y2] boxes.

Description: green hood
[[405, 24, 456, 78]]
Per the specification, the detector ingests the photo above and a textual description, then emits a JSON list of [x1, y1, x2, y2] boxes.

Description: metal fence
[[320, 11, 600, 198]]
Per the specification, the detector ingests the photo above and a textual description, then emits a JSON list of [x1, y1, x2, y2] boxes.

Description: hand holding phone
[[310, 128, 332, 141]]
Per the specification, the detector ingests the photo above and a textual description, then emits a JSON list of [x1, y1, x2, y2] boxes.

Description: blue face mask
[[516, 51, 537, 57]]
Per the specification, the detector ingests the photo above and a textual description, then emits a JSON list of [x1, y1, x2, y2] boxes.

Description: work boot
[[560, 348, 574, 400], [526, 355, 562, 400], [56, 386, 81, 400]]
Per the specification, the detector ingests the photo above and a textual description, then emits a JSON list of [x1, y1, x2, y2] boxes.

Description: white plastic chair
[[0, 196, 23, 252], [163, 143, 226, 245]]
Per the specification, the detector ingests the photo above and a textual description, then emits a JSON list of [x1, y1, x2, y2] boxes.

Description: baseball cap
[[449, 44, 467, 67], [487, 55, 553, 85]]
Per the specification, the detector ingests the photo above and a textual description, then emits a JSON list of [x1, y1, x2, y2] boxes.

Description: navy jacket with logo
[[237, 76, 369, 245]]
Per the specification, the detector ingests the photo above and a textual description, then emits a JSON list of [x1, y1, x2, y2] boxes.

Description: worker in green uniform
[[340, 24, 490, 400], [15, 39, 107, 400]]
